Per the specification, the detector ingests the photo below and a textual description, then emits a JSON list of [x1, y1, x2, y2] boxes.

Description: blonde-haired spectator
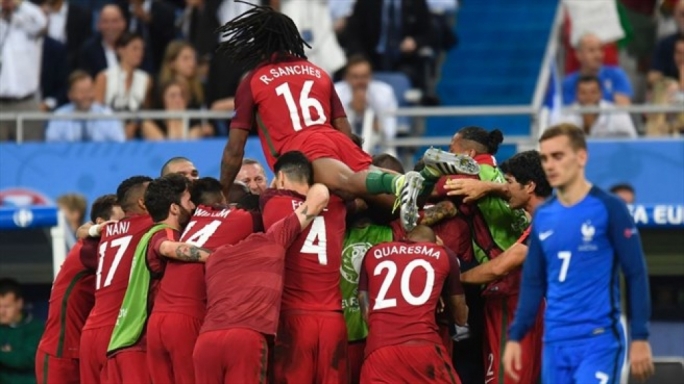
[[142, 79, 213, 140], [158, 40, 204, 108], [57, 193, 87, 248]]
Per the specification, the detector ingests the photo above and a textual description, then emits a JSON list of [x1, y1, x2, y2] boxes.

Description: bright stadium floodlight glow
[[0, 206, 68, 280]]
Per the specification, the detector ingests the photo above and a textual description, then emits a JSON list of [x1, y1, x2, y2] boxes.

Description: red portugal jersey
[[38, 238, 99, 358], [261, 189, 346, 312], [202, 213, 302, 335], [83, 214, 153, 330], [230, 57, 347, 169], [153, 205, 260, 319], [359, 241, 463, 356]]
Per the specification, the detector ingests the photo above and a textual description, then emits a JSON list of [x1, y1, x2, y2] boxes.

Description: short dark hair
[[190, 177, 224, 206], [160, 157, 193, 176], [609, 183, 635, 195], [115, 31, 143, 49], [236, 194, 261, 212], [458, 126, 504, 155], [500, 150, 552, 198], [372, 154, 405, 174], [90, 194, 119, 223], [576, 75, 601, 90], [345, 54, 372, 73], [116, 176, 153, 213], [539, 123, 587, 151], [145, 174, 191, 222], [0, 278, 23, 300], [274, 151, 313, 186], [228, 182, 251, 205]]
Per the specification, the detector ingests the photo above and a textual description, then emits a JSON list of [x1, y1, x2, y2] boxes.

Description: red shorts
[[35, 348, 79, 384], [193, 328, 268, 384], [484, 295, 544, 384], [102, 350, 150, 384], [348, 339, 366, 384], [277, 128, 372, 172], [147, 312, 202, 384], [273, 311, 348, 384], [79, 326, 112, 383], [361, 343, 461, 384]]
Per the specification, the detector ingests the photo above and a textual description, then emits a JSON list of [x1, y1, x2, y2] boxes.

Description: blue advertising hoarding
[[1, 138, 682, 228]]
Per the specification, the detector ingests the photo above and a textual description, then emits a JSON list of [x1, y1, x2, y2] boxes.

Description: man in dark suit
[[41, 36, 69, 112], [345, 0, 435, 91], [77, 4, 127, 77], [115, 0, 176, 75], [40, 0, 92, 71]]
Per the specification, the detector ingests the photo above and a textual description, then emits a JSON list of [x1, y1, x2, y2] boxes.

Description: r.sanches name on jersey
[[105, 221, 130, 237], [194, 207, 231, 218], [373, 245, 442, 259], [259, 65, 323, 85]]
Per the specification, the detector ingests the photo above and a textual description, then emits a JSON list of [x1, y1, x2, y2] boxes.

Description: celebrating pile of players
[[35, 4, 656, 384]]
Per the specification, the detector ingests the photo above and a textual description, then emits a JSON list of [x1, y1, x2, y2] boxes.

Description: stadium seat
[[627, 357, 684, 384]]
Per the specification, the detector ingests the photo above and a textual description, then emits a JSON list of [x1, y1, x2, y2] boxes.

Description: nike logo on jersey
[[539, 230, 554, 241]]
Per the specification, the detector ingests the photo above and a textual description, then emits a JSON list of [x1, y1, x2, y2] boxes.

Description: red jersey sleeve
[[230, 72, 256, 131], [79, 237, 100, 271], [330, 84, 347, 120], [445, 248, 464, 295], [267, 213, 302, 248], [147, 228, 179, 276], [517, 226, 532, 245]]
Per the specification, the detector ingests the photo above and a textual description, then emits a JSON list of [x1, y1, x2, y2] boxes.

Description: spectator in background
[[278, 0, 347, 76], [345, 0, 435, 92], [94, 32, 152, 138], [40, 0, 92, 71], [116, 0, 176, 75], [46, 70, 125, 143], [649, 0, 684, 85], [645, 36, 684, 136], [40, 36, 69, 112], [237, 158, 268, 195], [142, 80, 213, 140], [562, 33, 633, 106], [161, 156, 199, 179], [56, 193, 87, 245], [157, 40, 204, 109], [329, 0, 354, 43], [0, 0, 47, 142], [610, 183, 636, 204], [77, 5, 127, 78], [0, 278, 44, 384], [554, 75, 637, 138], [334, 55, 399, 154]]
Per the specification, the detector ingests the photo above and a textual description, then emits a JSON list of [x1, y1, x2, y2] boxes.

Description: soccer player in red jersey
[[260, 151, 348, 383], [216, 5, 479, 231], [36, 195, 123, 384], [147, 177, 261, 384], [452, 151, 551, 384], [193, 182, 330, 384], [103, 174, 210, 384], [358, 226, 468, 384], [79, 176, 154, 384]]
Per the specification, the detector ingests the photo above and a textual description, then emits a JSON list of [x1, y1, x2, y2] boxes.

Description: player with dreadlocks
[[217, 3, 479, 233]]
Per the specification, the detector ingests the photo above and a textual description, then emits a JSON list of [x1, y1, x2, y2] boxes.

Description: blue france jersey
[[509, 187, 651, 343]]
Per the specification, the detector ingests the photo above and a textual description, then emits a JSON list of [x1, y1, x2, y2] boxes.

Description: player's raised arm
[[461, 243, 528, 285], [158, 241, 212, 263], [220, 128, 250, 199], [293, 183, 330, 230], [604, 197, 654, 381], [357, 253, 370, 323]]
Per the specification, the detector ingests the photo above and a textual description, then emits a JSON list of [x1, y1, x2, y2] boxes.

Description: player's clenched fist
[[502, 341, 523, 382]]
